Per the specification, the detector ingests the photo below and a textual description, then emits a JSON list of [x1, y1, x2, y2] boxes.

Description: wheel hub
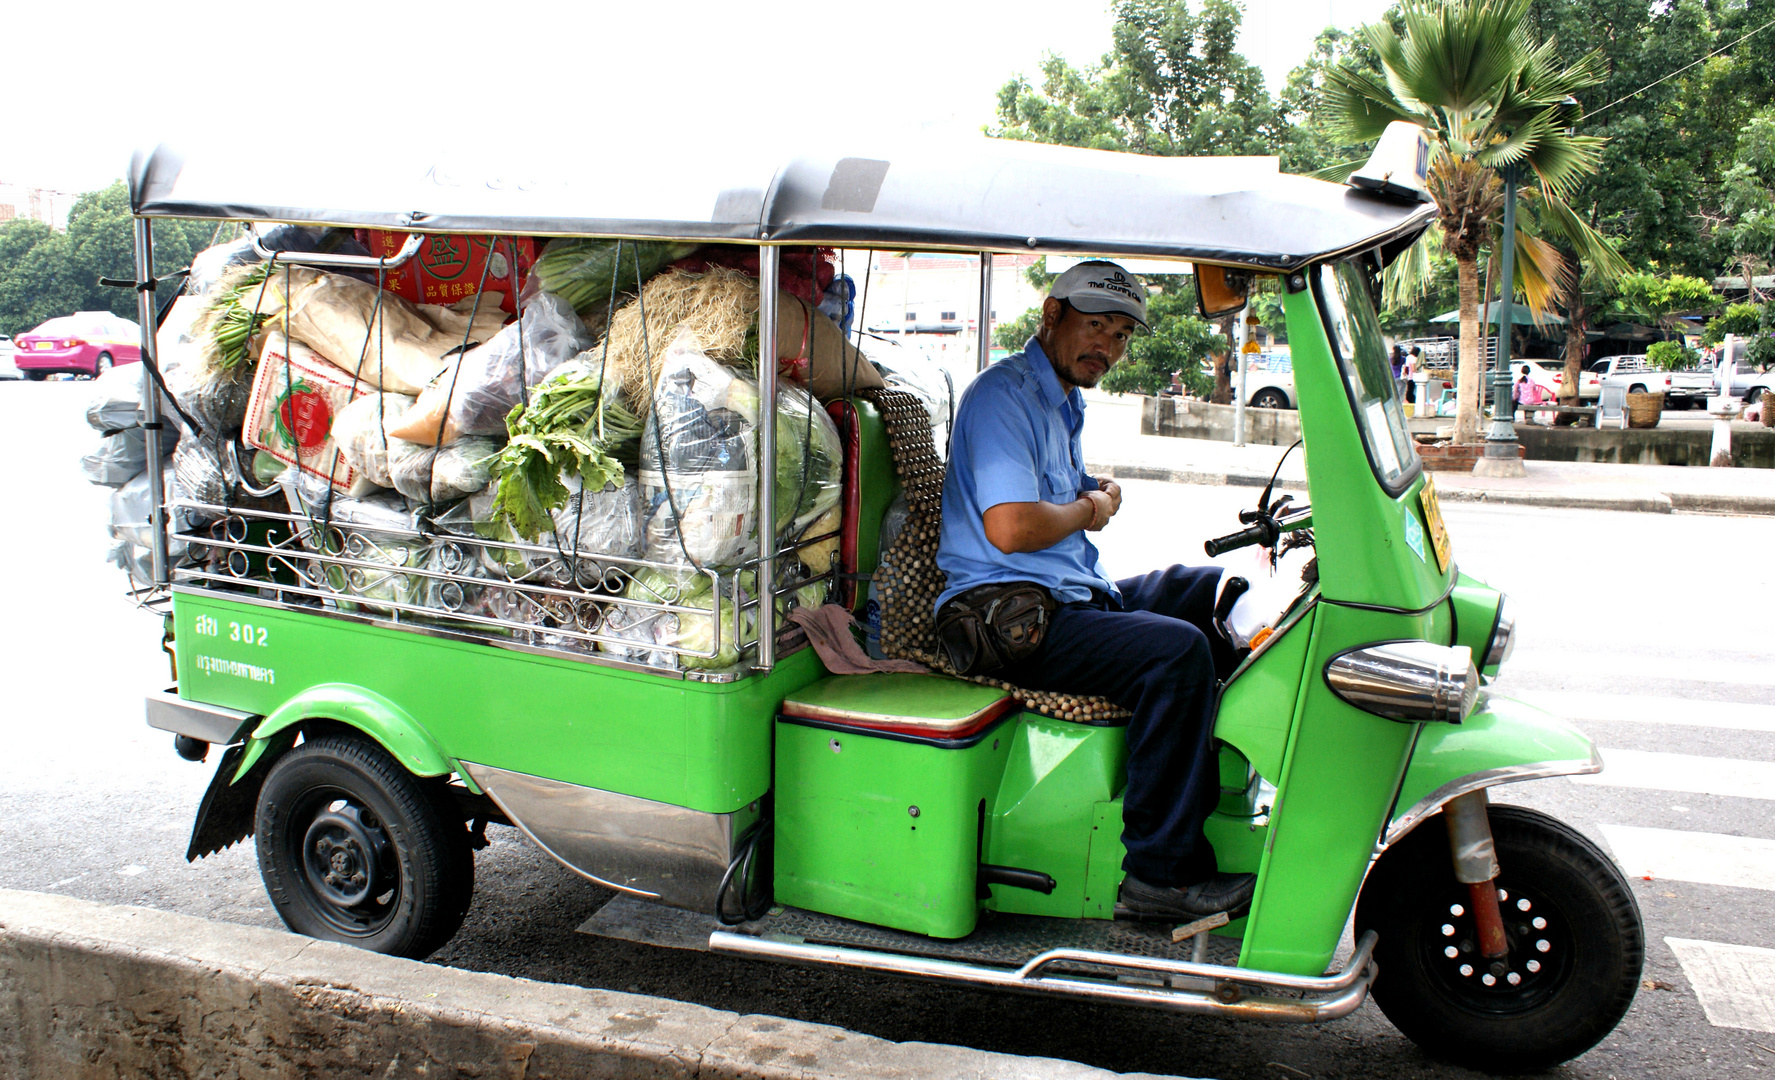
[[302, 803, 391, 909], [1430, 883, 1570, 1012]]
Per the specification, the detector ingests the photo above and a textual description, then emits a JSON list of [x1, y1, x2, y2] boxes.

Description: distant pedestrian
[[1405, 346, 1421, 403]]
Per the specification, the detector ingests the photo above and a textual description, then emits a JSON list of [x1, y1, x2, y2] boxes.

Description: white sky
[[0, 0, 1393, 194]]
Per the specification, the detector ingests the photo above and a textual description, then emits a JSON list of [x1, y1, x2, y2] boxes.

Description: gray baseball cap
[[1050, 260, 1148, 329]]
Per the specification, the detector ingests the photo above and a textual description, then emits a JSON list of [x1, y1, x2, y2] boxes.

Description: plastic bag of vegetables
[[332, 392, 416, 493], [387, 436, 499, 503], [390, 291, 594, 444], [486, 355, 641, 540], [600, 565, 826, 672], [638, 332, 843, 569]]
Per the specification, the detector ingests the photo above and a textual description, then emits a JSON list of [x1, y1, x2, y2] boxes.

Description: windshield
[[1317, 260, 1419, 490]]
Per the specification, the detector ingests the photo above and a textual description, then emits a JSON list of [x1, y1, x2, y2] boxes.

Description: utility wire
[[1587, 15, 1775, 119]]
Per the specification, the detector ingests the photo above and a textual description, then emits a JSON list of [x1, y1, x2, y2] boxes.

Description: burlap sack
[[776, 292, 884, 401], [250, 266, 507, 395]]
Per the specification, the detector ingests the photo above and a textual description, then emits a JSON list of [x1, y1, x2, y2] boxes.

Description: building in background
[[0, 182, 80, 230], [844, 251, 1045, 371]]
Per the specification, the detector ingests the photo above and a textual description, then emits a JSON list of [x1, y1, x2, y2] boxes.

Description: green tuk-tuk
[[129, 135, 1641, 1074]]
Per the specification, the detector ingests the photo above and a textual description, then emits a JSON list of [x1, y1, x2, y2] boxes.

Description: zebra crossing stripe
[[1504, 651, 1775, 687], [1573, 749, 1775, 802], [1513, 691, 1775, 733], [1666, 938, 1775, 1034], [1598, 824, 1775, 892]]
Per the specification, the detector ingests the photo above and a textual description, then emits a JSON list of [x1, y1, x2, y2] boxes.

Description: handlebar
[[1205, 521, 1276, 557], [1204, 506, 1312, 557]]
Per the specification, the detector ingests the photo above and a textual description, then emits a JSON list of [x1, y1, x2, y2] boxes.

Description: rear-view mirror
[[1197, 265, 1252, 320]]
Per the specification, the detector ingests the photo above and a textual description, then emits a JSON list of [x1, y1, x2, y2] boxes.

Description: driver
[[935, 260, 1255, 920]]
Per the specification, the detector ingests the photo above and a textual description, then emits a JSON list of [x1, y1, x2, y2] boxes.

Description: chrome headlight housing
[[1325, 641, 1479, 725], [1484, 595, 1516, 672]]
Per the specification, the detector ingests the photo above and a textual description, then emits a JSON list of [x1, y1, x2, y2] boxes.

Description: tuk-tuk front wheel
[[1355, 804, 1643, 1073], [255, 733, 474, 959]]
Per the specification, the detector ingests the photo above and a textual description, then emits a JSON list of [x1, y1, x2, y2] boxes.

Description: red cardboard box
[[357, 231, 535, 313]]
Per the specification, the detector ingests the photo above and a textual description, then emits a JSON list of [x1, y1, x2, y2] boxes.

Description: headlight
[[1324, 641, 1479, 725], [1484, 595, 1516, 671]]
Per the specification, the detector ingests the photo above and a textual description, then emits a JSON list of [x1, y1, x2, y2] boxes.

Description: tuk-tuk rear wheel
[[1355, 803, 1643, 1073], [255, 733, 474, 960]]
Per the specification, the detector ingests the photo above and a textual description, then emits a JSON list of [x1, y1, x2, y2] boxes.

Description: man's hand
[[1097, 478, 1123, 515], [1082, 489, 1114, 532]]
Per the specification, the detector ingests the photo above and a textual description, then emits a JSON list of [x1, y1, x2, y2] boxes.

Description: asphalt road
[[2, 379, 1773, 1080]]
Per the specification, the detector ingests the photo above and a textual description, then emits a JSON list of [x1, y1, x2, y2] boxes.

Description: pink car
[[13, 312, 142, 380]]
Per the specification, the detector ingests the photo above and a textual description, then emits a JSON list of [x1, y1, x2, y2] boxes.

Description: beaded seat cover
[[859, 388, 1131, 723]]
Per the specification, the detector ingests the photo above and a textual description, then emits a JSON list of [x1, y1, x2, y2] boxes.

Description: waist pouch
[[936, 582, 1057, 676]]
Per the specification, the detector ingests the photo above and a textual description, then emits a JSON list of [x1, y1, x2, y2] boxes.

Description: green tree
[[1645, 340, 1700, 371], [0, 182, 218, 336], [1613, 271, 1719, 325], [1719, 109, 1775, 298], [1324, 0, 1618, 444], [993, 0, 1285, 158], [1519, 0, 1733, 408], [1101, 276, 1225, 396]]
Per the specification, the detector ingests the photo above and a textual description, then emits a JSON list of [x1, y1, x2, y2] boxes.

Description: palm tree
[[1323, 0, 1620, 444]]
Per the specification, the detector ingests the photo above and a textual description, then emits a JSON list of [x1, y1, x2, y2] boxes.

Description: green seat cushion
[[782, 673, 1014, 736]]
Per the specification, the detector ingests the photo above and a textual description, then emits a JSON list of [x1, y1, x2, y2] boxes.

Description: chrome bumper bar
[[144, 688, 256, 745], [709, 929, 1378, 1023]]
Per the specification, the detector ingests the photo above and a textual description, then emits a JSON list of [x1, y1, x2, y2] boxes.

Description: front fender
[[231, 683, 462, 787], [1385, 692, 1599, 847]]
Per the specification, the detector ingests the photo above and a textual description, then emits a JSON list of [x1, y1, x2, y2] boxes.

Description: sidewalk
[[1080, 395, 1775, 516]]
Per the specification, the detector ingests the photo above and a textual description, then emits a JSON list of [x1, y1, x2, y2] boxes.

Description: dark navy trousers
[[998, 565, 1237, 886]]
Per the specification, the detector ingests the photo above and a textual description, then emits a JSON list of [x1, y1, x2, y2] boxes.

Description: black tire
[[255, 733, 473, 959], [1748, 386, 1769, 406], [1251, 388, 1290, 409], [24, 371, 46, 382], [1355, 804, 1643, 1073], [1627, 383, 1647, 395], [93, 352, 112, 377]]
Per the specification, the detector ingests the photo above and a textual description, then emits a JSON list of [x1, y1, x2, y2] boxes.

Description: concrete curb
[[1088, 461, 1307, 492], [1431, 487, 1675, 514], [0, 890, 1188, 1080], [1091, 460, 1775, 517]]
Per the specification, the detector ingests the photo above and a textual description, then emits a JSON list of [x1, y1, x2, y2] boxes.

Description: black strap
[[97, 267, 190, 294]]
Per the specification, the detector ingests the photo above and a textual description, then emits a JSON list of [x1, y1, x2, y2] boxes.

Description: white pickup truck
[[1569, 355, 1715, 407]]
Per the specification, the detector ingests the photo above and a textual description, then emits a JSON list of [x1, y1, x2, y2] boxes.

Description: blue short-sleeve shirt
[[935, 337, 1120, 613]]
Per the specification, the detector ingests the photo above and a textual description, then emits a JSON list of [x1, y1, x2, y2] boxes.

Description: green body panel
[[1076, 797, 1268, 927], [848, 398, 898, 610], [983, 717, 1128, 918], [1084, 800, 1125, 919], [772, 714, 1014, 939], [173, 591, 823, 814], [1282, 287, 1452, 610], [785, 672, 1007, 724], [241, 683, 455, 782], [1450, 574, 1504, 676], [1237, 601, 1448, 975], [1392, 693, 1597, 835], [1213, 605, 1318, 782]]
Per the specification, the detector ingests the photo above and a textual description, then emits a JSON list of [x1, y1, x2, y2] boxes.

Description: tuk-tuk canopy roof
[[129, 136, 1434, 273]]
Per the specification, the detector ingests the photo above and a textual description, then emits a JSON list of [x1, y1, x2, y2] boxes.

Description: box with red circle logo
[[356, 231, 535, 313], [243, 332, 367, 493]]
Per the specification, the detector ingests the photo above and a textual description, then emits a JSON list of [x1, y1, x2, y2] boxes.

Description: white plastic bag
[[332, 392, 417, 492], [434, 291, 593, 437], [388, 436, 499, 503], [639, 334, 760, 567]]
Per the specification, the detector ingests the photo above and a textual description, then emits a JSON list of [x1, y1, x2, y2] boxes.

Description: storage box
[[357, 231, 534, 313], [773, 674, 1016, 938], [243, 333, 366, 493]]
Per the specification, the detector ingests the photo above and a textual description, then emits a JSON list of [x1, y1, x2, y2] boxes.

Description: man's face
[[1039, 297, 1138, 391]]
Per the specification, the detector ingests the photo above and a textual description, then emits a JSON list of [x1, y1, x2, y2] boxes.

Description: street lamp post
[[1475, 164, 1527, 478]]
